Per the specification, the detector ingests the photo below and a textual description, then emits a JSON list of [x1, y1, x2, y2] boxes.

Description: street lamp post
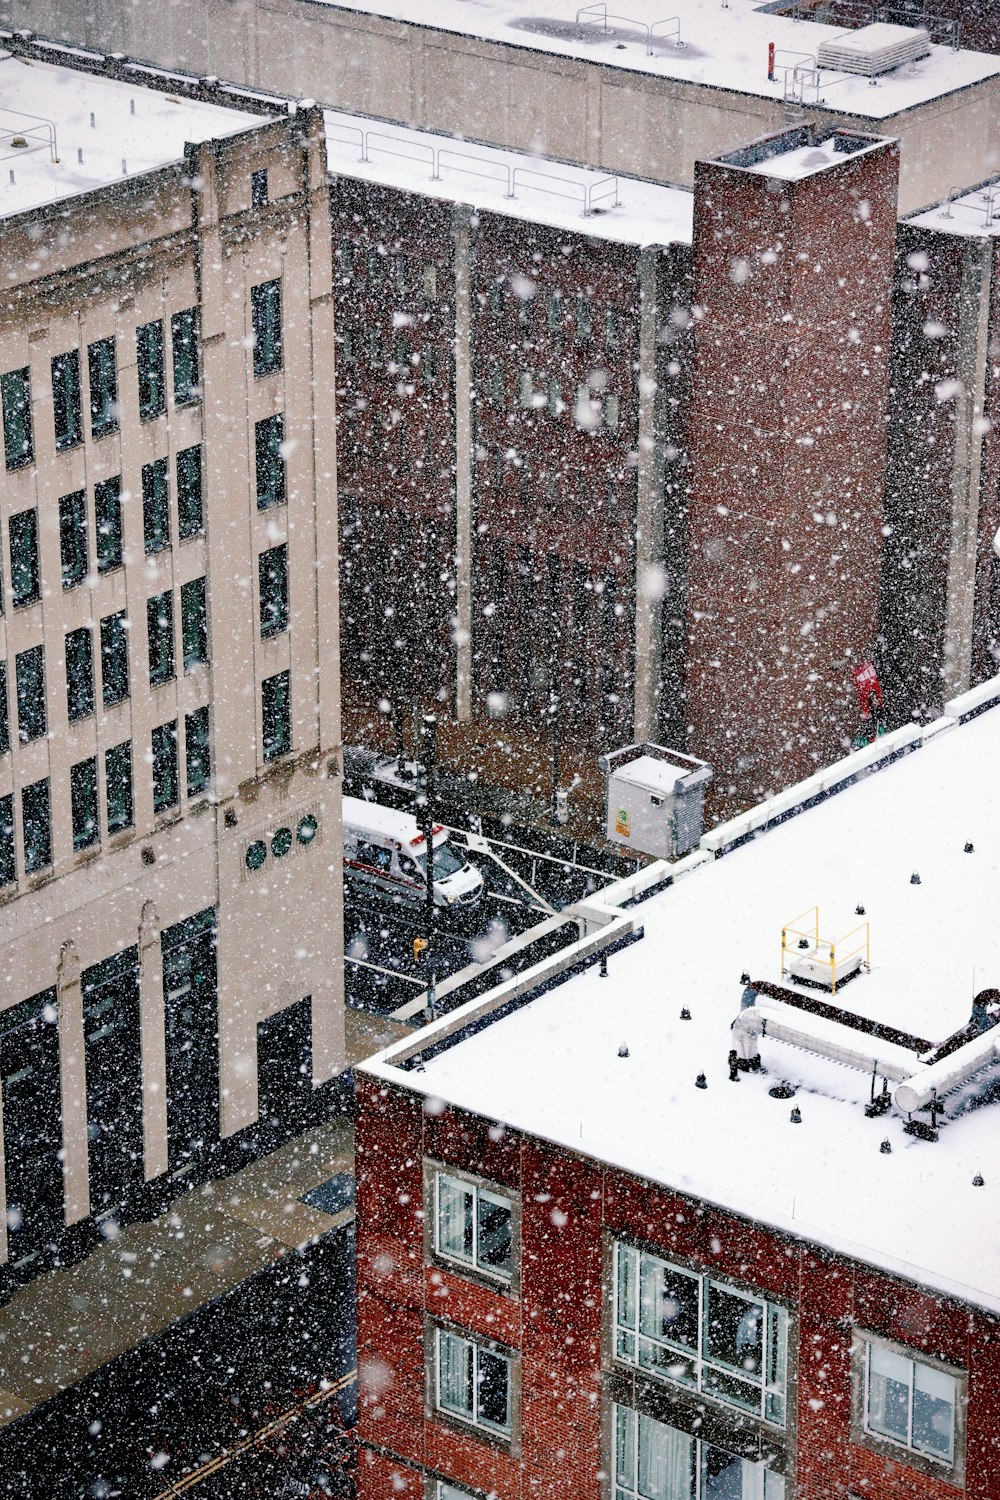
[[420, 712, 438, 1017]]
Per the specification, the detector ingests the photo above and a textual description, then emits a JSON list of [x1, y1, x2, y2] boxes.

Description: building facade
[[0, 79, 345, 1295]]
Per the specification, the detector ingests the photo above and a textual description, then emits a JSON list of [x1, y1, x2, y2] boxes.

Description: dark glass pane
[[476, 1349, 510, 1431], [1, 367, 33, 469], [0, 661, 7, 754], [255, 413, 286, 509], [52, 350, 83, 450], [15, 645, 46, 743], [177, 445, 204, 538], [95, 475, 124, 572], [152, 721, 179, 813], [181, 577, 209, 667], [702, 1440, 746, 1499], [251, 168, 268, 208], [88, 337, 119, 437], [22, 778, 51, 873], [262, 669, 290, 761], [477, 1193, 512, 1274], [706, 1285, 763, 1377], [105, 741, 133, 834], [0, 794, 13, 885], [100, 612, 130, 708], [252, 279, 283, 376], [66, 627, 95, 722], [147, 590, 175, 686], [136, 320, 165, 420], [9, 509, 40, 607], [142, 458, 170, 554], [259, 543, 289, 638], [71, 758, 99, 851], [59, 490, 88, 590], [171, 308, 201, 405], [185, 706, 211, 796]]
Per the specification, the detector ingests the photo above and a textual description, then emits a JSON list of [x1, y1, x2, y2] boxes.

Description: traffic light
[[413, 936, 429, 962]]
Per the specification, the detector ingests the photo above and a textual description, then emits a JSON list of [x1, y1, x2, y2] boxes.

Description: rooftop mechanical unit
[[599, 743, 711, 861], [817, 23, 931, 76]]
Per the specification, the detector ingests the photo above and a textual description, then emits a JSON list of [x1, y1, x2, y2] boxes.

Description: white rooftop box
[[817, 24, 931, 76], [599, 743, 712, 860]]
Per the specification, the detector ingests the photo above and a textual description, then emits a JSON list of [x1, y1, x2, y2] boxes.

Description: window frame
[[59, 489, 88, 590], [1, 366, 33, 470], [176, 445, 204, 539], [611, 1238, 790, 1429], [0, 793, 14, 886], [255, 412, 286, 509], [9, 507, 41, 608], [429, 1322, 517, 1446], [258, 542, 289, 640], [95, 475, 124, 573], [261, 668, 291, 762], [0, 661, 8, 756], [88, 336, 119, 438], [15, 645, 46, 744], [152, 720, 180, 815], [65, 626, 96, 723], [184, 705, 211, 798], [52, 349, 84, 451], [852, 1331, 965, 1483], [170, 307, 201, 407], [21, 777, 51, 875], [136, 319, 166, 421], [251, 278, 283, 377], [105, 740, 134, 836], [100, 611, 130, 709], [181, 576, 209, 669], [147, 590, 176, 687], [426, 1162, 518, 1289], [142, 457, 171, 555], [71, 757, 100, 853], [612, 1400, 787, 1500]]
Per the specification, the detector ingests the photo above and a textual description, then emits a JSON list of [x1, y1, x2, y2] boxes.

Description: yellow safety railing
[[781, 907, 870, 994]]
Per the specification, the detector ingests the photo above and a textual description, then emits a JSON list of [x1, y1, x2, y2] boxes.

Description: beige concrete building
[[9, 0, 1000, 214], [0, 58, 344, 1290]]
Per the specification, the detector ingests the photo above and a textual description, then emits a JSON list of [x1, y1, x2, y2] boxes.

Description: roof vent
[[817, 24, 931, 76]]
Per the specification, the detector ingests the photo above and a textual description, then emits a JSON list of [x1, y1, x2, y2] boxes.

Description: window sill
[[108, 829, 136, 850], [429, 1254, 519, 1300], [91, 425, 120, 442]]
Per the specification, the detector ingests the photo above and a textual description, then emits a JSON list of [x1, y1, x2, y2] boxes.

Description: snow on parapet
[[711, 124, 890, 181], [0, 51, 272, 218], [361, 681, 1000, 1314]]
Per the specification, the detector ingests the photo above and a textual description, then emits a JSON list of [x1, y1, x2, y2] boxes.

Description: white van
[[342, 796, 484, 910]]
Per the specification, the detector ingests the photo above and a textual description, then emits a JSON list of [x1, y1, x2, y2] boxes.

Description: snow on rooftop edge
[[0, 52, 273, 219], [361, 704, 1000, 1313], [324, 0, 1000, 122]]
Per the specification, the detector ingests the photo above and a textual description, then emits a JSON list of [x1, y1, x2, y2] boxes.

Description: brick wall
[[355, 1076, 1000, 1499]]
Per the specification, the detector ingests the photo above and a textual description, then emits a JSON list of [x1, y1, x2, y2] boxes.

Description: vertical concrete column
[[452, 204, 475, 722], [138, 900, 169, 1181], [633, 247, 665, 743], [942, 239, 994, 699], [56, 939, 90, 1225]]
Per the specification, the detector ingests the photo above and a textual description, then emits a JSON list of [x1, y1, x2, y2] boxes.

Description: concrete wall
[[0, 107, 344, 1267], [7, 0, 1000, 213]]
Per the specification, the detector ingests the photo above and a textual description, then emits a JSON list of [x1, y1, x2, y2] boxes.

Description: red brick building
[[353, 692, 1000, 1499], [683, 129, 899, 812]]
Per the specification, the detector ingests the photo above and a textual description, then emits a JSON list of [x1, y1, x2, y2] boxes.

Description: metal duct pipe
[[894, 1031, 1000, 1115], [732, 1007, 911, 1083]]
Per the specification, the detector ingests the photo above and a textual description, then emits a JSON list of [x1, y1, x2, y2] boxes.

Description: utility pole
[[549, 683, 561, 828], [420, 712, 438, 1017]]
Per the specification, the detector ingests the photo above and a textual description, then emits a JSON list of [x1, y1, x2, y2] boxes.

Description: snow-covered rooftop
[[0, 51, 273, 218], [716, 126, 888, 181], [326, 0, 1000, 121], [325, 108, 694, 246], [906, 179, 1000, 238], [363, 702, 1000, 1314]]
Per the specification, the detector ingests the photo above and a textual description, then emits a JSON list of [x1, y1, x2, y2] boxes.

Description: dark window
[[52, 350, 83, 451], [177, 445, 204, 539], [22, 779, 51, 874], [105, 741, 133, 834], [0, 795, 13, 885], [16, 646, 46, 743], [575, 295, 592, 341], [147, 590, 175, 686], [171, 308, 201, 406], [181, 577, 209, 668], [255, 413, 286, 509], [1, 367, 33, 469], [59, 490, 88, 590], [605, 307, 621, 347], [152, 720, 179, 813], [142, 457, 170, 554], [136, 320, 166, 420], [66, 626, 95, 722], [9, 509, 40, 607], [252, 280, 283, 377], [0, 661, 8, 754], [251, 168, 268, 208], [95, 475, 124, 573], [71, 758, 99, 852], [185, 706, 211, 797], [88, 336, 118, 437], [259, 544, 289, 638], [100, 611, 129, 707], [262, 669, 291, 761]]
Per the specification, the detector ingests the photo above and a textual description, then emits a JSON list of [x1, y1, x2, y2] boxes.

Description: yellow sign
[[412, 937, 429, 961], [615, 806, 631, 837]]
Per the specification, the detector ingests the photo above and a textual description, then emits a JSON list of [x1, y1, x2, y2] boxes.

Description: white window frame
[[613, 1403, 785, 1500], [434, 1326, 512, 1438], [613, 1240, 789, 1426], [433, 1169, 515, 1284], [860, 1333, 960, 1467]]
